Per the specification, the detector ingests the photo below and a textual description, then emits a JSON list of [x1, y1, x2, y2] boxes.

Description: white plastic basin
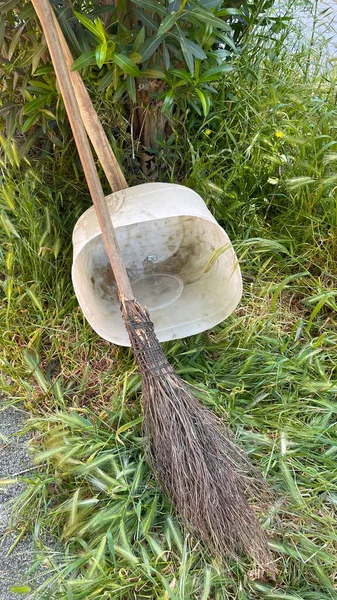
[[72, 182, 242, 346]]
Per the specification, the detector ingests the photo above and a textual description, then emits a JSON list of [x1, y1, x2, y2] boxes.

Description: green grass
[[1, 30, 337, 600]]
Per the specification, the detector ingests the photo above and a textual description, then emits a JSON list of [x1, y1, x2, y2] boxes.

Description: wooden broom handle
[[31, 0, 134, 300], [35, 3, 128, 193]]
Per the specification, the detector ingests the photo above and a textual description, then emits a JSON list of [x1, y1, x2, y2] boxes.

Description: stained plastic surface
[[72, 182, 242, 346]]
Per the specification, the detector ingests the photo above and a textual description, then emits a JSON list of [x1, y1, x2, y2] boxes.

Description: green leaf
[[27, 81, 53, 92], [96, 42, 107, 69], [200, 0, 222, 8], [106, 40, 116, 61], [131, 0, 166, 16], [71, 51, 96, 71], [216, 32, 237, 52], [217, 7, 242, 16], [0, 14, 5, 47], [133, 26, 145, 52], [9, 585, 31, 594], [187, 4, 232, 32], [128, 51, 142, 64], [8, 23, 25, 60], [199, 64, 233, 82], [134, 8, 158, 32], [140, 34, 164, 62], [113, 53, 141, 77], [22, 113, 39, 133], [196, 88, 211, 116], [0, 0, 20, 13], [116, 417, 142, 442], [176, 26, 194, 75], [113, 81, 127, 102], [184, 38, 207, 59], [59, 13, 83, 56], [33, 65, 54, 76], [157, 11, 180, 35], [23, 96, 48, 115], [162, 88, 175, 112], [162, 40, 170, 69], [168, 68, 192, 82], [127, 74, 136, 103], [141, 69, 166, 79], [211, 48, 232, 62], [93, 17, 107, 44], [74, 11, 101, 40], [98, 69, 114, 91]]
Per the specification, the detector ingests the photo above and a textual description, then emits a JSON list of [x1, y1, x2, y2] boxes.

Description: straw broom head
[[122, 298, 275, 573]]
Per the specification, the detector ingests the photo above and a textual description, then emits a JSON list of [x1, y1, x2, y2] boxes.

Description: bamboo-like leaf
[[187, 2, 232, 32], [113, 81, 127, 102], [176, 26, 194, 75], [58, 14, 83, 56], [131, 0, 166, 16], [74, 11, 101, 40], [157, 11, 180, 35], [8, 23, 26, 60], [200, 0, 222, 8], [216, 32, 237, 52], [98, 69, 114, 91], [94, 17, 107, 44], [0, 14, 5, 47], [129, 51, 142, 64], [141, 68, 166, 79], [0, 0, 20, 13], [112, 53, 141, 77], [96, 42, 107, 69], [168, 68, 192, 82], [162, 40, 170, 69], [184, 38, 207, 59], [127, 74, 136, 103], [71, 51, 96, 71], [161, 88, 175, 112], [23, 96, 48, 115], [140, 34, 164, 62], [133, 26, 145, 52], [198, 64, 233, 82], [22, 113, 39, 133], [134, 8, 158, 32]]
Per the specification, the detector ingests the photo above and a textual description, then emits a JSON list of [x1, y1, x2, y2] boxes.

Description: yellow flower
[[205, 129, 212, 135], [275, 131, 284, 138]]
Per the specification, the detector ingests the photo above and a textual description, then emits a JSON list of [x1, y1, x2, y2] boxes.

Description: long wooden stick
[[34, 3, 127, 193], [31, 0, 133, 300]]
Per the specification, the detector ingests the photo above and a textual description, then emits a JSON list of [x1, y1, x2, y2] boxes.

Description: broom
[[32, 0, 274, 571]]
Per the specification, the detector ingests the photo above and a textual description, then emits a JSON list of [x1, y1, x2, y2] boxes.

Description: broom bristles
[[121, 299, 275, 573]]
